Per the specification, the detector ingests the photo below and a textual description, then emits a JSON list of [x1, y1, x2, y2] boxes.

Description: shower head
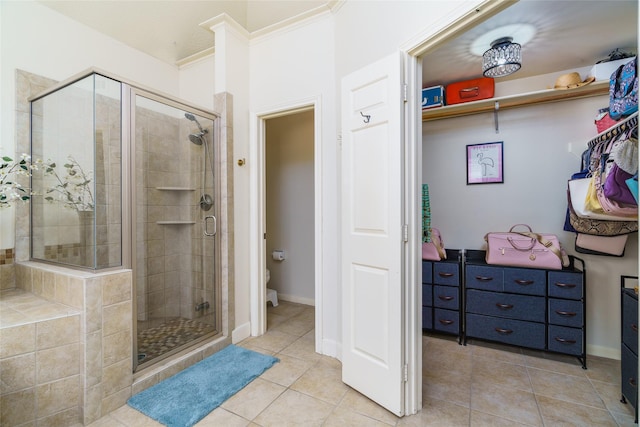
[[189, 132, 205, 145], [185, 112, 207, 134]]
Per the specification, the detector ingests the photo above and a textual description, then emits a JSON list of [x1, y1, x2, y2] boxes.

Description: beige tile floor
[[90, 301, 637, 426]]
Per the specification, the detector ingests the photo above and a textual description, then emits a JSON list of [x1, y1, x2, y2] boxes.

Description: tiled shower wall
[[14, 70, 57, 264], [0, 249, 16, 291], [135, 106, 215, 330], [30, 79, 121, 269], [3, 262, 132, 426]]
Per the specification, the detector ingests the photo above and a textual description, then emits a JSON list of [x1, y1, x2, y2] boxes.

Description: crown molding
[[187, 1, 345, 66], [176, 47, 215, 68], [250, 1, 339, 41], [199, 13, 251, 40]]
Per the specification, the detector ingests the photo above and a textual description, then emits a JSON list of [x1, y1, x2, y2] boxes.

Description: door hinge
[[402, 224, 408, 242], [403, 364, 408, 382], [403, 83, 408, 103]]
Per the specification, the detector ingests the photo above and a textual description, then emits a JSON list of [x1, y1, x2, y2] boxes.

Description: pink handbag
[[485, 224, 568, 270], [422, 228, 446, 261], [575, 233, 628, 257]]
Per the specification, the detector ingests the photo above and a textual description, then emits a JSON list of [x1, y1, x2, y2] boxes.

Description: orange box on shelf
[[445, 77, 495, 105]]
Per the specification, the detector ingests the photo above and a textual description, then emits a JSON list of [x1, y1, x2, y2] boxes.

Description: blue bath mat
[[128, 345, 278, 427]]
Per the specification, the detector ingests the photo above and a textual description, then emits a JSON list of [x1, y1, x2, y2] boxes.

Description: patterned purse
[[609, 58, 638, 120]]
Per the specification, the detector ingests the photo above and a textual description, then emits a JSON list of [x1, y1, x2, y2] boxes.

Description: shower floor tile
[[137, 317, 216, 365]]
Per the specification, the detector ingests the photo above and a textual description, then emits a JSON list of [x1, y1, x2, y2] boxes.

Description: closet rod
[[588, 111, 638, 148]]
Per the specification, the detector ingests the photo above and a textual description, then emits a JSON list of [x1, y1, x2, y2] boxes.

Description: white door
[[341, 52, 405, 416]]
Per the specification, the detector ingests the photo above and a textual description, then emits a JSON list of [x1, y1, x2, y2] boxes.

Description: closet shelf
[[422, 80, 609, 121], [156, 221, 196, 225], [155, 187, 196, 191]]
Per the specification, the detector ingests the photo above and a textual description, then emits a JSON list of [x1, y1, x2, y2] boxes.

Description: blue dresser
[[621, 276, 638, 422], [464, 250, 586, 368], [422, 249, 462, 342]]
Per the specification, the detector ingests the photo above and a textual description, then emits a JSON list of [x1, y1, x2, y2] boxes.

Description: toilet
[[266, 269, 278, 307]]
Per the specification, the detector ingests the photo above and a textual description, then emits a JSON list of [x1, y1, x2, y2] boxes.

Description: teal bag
[[625, 174, 638, 203]]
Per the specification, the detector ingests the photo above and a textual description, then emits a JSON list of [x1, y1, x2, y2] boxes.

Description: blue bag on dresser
[[609, 58, 638, 120]]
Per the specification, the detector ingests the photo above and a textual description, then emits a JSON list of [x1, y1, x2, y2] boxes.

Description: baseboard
[[277, 292, 315, 306], [587, 344, 620, 360], [322, 338, 341, 361], [232, 321, 251, 344]]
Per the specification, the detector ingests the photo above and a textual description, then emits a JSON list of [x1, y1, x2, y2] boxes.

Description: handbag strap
[[431, 231, 446, 260], [513, 231, 569, 267]]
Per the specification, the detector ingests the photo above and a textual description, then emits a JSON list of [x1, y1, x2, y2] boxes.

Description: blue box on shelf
[[421, 85, 445, 109]]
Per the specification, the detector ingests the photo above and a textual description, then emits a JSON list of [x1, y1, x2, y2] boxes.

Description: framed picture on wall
[[466, 141, 504, 185]]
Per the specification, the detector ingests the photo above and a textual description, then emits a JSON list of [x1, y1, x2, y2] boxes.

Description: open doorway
[[264, 110, 315, 330], [249, 100, 322, 354]]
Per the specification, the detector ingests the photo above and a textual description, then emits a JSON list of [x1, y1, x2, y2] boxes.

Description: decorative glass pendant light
[[482, 37, 522, 78]]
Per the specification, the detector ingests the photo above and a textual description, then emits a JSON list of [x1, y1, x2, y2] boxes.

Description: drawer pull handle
[[438, 295, 454, 301], [555, 310, 577, 317], [494, 327, 513, 335], [630, 378, 637, 388], [438, 319, 454, 325], [496, 303, 514, 310], [554, 282, 576, 289], [554, 337, 577, 344], [632, 324, 638, 333], [438, 272, 454, 278], [515, 279, 534, 286], [476, 276, 494, 282]]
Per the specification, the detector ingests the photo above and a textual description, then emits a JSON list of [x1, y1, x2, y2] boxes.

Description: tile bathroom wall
[[0, 299, 82, 426], [0, 249, 16, 290], [10, 261, 133, 425], [15, 70, 57, 263]]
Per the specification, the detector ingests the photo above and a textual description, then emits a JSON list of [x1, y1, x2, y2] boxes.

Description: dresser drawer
[[622, 343, 638, 409], [548, 299, 583, 328], [422, 284, 433, 307], [422, 306, 433, 329], [434, 308, 459, 334], [466, 265, 504, 291], [466, 313, 545, 349], [433, 285, 459, 309], [422, 261, 433, 284], [548, 271, 583, 300], [504, 268, 546, 296], [466, 289, 545, 322], [548, 325, 583, 355], [623, 291, 639, 353], [434, 263, 460, 286]]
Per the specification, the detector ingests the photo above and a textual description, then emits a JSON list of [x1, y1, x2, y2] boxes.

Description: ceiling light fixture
[[482, 37, 522, 78]]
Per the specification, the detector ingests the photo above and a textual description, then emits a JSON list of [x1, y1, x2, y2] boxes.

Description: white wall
[[178, 55, 216, 111], [244, 0, 485, 353], [423, 88, 638, 358], [266, 110, 315, 304], [248, 13, 338, 349], [334, 1, 484, 80], [0, 0, 181, 250]]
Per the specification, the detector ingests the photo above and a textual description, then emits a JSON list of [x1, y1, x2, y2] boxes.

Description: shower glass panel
[[30, 73, 122, 269], [133, 94, 218, 369]]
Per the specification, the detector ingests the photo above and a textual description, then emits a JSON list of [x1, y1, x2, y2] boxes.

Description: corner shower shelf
[[155, 187, 196, 191], [156, 221, 196, 225], [421, 79, 609, 121]]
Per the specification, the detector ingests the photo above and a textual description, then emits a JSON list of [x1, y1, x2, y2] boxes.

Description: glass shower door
[[132, 93, 219, 369]]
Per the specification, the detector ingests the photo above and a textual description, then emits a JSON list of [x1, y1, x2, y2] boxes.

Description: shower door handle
[[204, 215, 216, 236]]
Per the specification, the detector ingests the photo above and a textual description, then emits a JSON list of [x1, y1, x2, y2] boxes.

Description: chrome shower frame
[[129, 86, 222, 371], [31, 67, 224, 372]]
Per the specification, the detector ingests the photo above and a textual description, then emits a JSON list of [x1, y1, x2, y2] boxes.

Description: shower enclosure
[[29, 70, 221, 371]]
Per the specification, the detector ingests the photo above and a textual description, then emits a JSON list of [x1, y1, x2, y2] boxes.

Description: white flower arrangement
[[44, 155, 95, 212], [0, 153, 94, 212], [0, 154, 32, 208]]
